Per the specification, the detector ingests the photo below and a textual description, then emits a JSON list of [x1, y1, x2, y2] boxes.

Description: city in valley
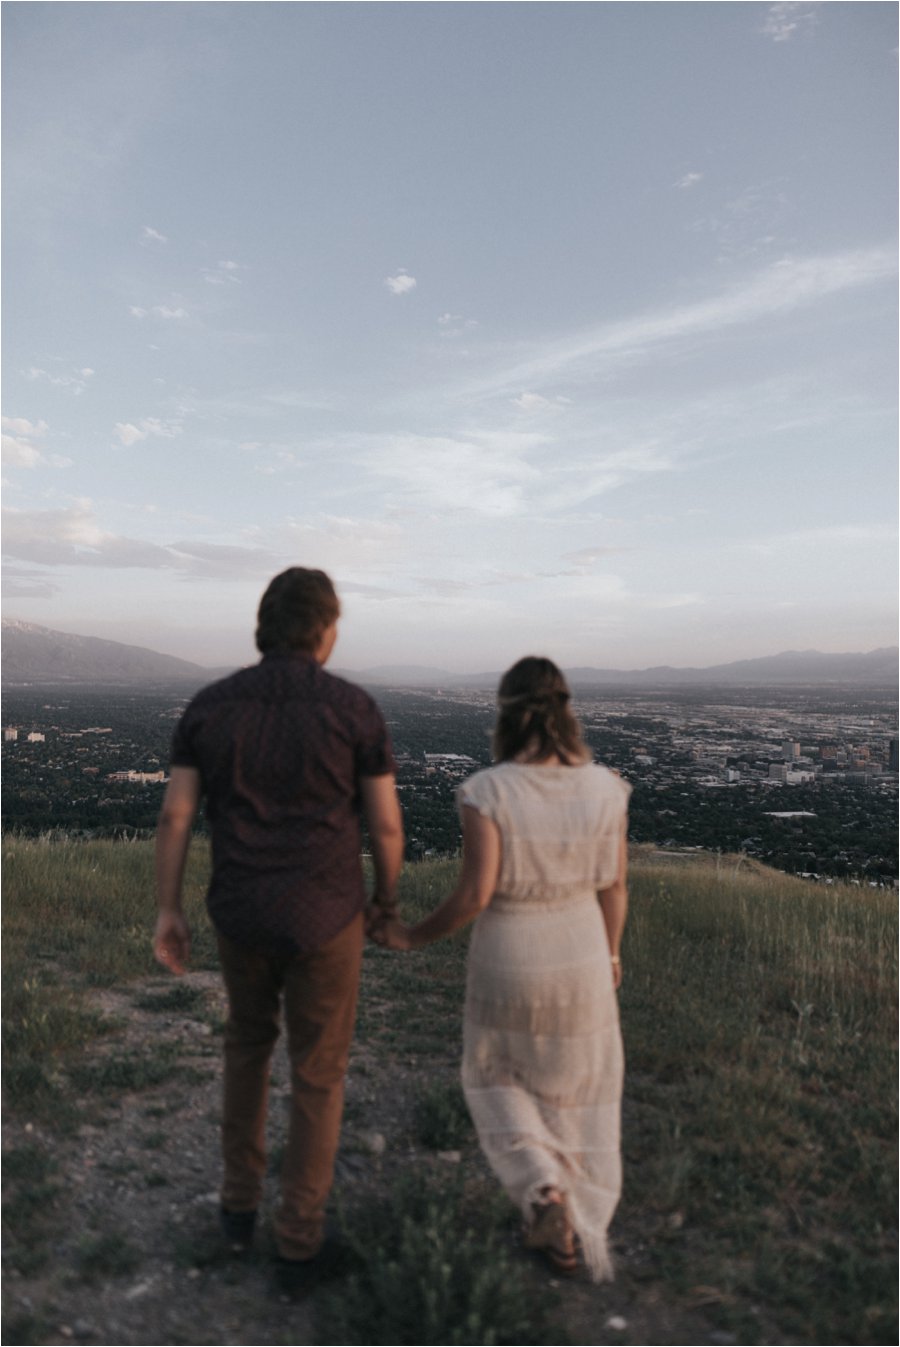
[[2, 683, 897, 885]]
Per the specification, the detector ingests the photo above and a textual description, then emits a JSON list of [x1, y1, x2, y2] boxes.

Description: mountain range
[[2, 619, 896, 689]]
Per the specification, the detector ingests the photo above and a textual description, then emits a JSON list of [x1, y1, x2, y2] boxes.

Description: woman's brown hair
[[492, 656, 589, 765]]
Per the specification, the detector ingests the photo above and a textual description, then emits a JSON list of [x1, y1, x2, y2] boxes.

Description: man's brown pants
[[216, 913, 364, 1260]]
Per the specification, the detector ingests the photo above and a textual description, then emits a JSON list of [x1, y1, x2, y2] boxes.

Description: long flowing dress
[[457, 761, 631, 1282]]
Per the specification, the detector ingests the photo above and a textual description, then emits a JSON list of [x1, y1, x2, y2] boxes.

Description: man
[[153, 567, 403, 1291]]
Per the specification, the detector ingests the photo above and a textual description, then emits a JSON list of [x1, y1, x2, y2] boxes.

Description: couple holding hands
[[154, 567, 629, 1291]]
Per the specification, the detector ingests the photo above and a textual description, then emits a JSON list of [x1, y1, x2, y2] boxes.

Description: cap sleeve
[[456, 768, 499, 821]]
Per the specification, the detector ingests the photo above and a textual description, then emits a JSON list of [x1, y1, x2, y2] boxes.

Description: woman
[[373, 656, 630, 1281]]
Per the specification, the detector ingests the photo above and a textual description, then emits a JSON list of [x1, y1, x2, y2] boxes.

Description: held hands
[[366, 902, 416, 952], [154, 911, 191, 976]]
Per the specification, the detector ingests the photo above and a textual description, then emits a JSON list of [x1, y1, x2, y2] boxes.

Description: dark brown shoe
[[220, 1206, 257, 1252], [274, 1236, 353, 1299]]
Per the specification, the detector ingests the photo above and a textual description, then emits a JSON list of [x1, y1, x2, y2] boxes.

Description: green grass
[[414, 1081, 474, 1151], [618, 859, 897, 1346], [1, 1142, 61, 1275], [317, 1173, 567, 1345], [131, 982, 209, 1013], [72, 1231, 141, 1281], [1, 836, 896, 1345]]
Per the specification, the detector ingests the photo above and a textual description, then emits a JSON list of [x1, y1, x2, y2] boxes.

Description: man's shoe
[[220, 1207, 257, 1252], [274, 1236, 353, 1300]]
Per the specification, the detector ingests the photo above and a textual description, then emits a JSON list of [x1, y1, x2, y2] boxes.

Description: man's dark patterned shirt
[[169, 653, 395, 955]]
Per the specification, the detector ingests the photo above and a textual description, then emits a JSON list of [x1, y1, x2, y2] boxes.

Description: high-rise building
[[890, 737, 899, 773], [782, 740, 801, 761], [4, 727, 18, 741]]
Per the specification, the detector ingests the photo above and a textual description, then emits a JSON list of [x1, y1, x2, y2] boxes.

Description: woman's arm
[[597, 821, 628, 989], [379, 805, 501, 951]]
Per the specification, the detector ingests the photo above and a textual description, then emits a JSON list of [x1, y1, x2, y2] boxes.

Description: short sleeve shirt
[[457, 761, 630, 902], [170, 652, 395, 955]]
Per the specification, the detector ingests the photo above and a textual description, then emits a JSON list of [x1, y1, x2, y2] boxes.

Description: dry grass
[[2, 837, 896, 1344]]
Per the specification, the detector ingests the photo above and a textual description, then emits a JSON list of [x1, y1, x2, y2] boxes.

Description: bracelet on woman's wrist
[[610, 955, 621, 966]]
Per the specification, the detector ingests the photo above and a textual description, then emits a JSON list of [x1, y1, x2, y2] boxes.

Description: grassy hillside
[[2, 837, 897, 1345]]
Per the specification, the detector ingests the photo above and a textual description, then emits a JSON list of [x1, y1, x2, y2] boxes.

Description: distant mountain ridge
[[1, 619, 224, 686], [2, 619, 896, 688], [355, 649, 898, 688]]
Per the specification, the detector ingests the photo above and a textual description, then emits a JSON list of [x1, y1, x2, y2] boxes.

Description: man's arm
[[597, 822, 629, 989], [154, 765, 201, 975], [359, 773, 404, 912]]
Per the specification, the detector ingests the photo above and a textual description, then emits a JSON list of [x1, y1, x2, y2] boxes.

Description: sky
[[2, 1, 897, 674]]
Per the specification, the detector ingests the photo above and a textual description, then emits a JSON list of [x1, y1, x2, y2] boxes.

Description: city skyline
[[2, 3, 897, 673]]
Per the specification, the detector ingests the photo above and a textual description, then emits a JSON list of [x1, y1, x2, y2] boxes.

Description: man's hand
[[154, 911, 192, 975], [369, 914, 415, 952], [365, 901, 398, 941]]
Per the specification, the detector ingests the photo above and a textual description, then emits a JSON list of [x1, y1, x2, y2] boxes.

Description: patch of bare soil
[[3, 971, 726, 1347]]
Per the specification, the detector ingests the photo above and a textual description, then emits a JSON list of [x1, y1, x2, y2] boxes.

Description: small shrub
[[2, 1143, 61, 1275], [131, 983, 208, 1014], [74, 1232, 141, 1281], [414, 1081, 473, 1150], [316, 1173, 566, 1346], [0, 1311, 50, 1345], [68, 1053, 182, 1094]]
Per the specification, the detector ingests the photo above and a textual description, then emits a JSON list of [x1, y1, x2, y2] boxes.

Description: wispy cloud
[[141, 224, 168, 244], [675, 171, 703, 189], [113, 417, 183, 447], [353, 431, 544, 517], [2, 433, 44, 469], [1, 504, 280, 578], [437, 312, 478, 338], [129, 304, 189, 320], [1, 565, 61, 599], [24, 366, 94, 396], [202, 259, 243, 285], [275, 513, 409, 576], [761, 3, 819, 43], [739, 523, 896, 556], [385, 269, 417, 296], [561, 545, 632, 567], [1, 417, 72, 470], [461, 246, 896, 400], [511, 392, 570, 413], [2, 416, 48, 438]]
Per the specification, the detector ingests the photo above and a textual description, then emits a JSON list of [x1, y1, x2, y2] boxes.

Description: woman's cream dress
[[457, 761, 631, 1281]]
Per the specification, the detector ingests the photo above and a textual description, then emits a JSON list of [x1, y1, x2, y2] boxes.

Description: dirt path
[[3, 971, 730, 1347]]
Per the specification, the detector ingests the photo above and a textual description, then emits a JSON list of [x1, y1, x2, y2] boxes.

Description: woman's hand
[[371, 915, 416, 952], [365, 901, 398, 940], [611, 955, 622, 991]]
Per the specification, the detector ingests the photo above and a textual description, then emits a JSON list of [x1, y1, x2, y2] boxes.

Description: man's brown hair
[[255, 568, 341, 655]]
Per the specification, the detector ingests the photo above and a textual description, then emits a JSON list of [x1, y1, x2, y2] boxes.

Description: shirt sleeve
[[456, 768, 498, 820], [354, 699, 396, 777], [169, 704, 201, 770]]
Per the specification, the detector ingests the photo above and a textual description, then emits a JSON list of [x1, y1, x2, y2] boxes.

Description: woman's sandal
[[523, 1197, 578, 1276]]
